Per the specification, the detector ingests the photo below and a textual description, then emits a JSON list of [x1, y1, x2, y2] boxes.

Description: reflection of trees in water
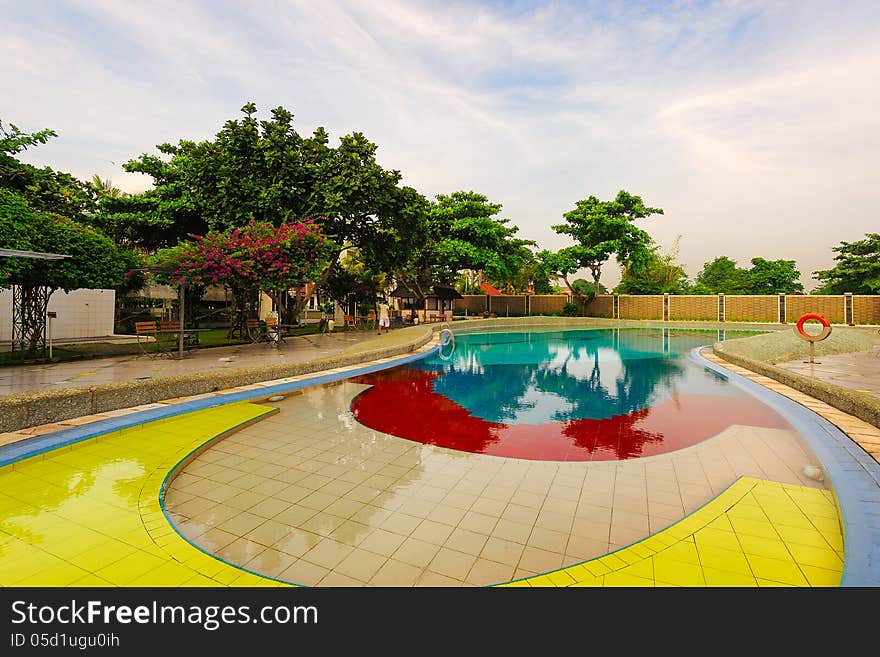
[[429, 333, 688, 422], [539, 350, 686, 420], [352, 370, 505, 454], [0, 459, 142, 559], [560, 409, 664, 460]]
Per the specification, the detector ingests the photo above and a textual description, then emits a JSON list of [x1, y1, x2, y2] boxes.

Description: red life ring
[[795, 313, 831, 342]]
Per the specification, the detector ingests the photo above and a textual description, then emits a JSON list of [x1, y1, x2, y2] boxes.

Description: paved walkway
[[0, 331, 378, 397], [776, 343, 880, 399]]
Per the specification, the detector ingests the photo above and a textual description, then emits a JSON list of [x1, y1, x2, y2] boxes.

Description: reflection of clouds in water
[[496, 388, 573, 425]]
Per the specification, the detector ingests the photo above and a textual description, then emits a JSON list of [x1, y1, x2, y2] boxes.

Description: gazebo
[[1, 248, 71, 358], [388, 284, 462, 324]]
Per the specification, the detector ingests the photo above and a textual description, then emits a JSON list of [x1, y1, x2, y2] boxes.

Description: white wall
[[0, 288, 116, 342]]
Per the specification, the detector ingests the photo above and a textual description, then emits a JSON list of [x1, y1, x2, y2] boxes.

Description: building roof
[[480, 282, 502, 296], [389, 284, 462, 300], [0, 248, 70, 260]]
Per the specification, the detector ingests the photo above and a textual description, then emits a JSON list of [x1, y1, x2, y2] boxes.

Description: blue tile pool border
[[690, 347, 880, 587]]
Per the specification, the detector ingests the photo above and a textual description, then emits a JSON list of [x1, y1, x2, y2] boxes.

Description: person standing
[[377, 299, 390, 335]]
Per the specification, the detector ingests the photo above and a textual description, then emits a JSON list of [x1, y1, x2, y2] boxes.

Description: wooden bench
[[135, 321, 159, 356]]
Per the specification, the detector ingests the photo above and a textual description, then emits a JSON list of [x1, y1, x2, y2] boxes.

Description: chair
[[344, 314, 356, 329], [365, 311, 376, 330], [246, 318, 266, 343], [159, 320, 197, 353], [264, 316, 286, 346], [134, 321, 158, 356]]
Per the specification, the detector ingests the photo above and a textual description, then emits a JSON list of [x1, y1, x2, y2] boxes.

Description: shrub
[[561, 302, 579, 317]]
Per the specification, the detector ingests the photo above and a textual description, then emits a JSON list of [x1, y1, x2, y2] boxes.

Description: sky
[[3, 0, 879, 290]]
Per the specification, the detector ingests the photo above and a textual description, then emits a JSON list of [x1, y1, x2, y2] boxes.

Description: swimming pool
[[351, 328, 790, 461]]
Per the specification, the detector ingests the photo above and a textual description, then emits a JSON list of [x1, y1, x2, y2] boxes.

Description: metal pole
[[178, 282, 185, 360]]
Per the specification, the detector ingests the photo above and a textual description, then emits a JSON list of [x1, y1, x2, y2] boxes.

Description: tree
[[614, 239, 689, 295], [489, 250, 552, 294], [384, 191, 532, 304], [0, 189, 133, 355], [747, 257, 802, 294], [89, 174, 125, 199], [813, 233, 880, 294], [323, 250, 387, 316], [689, 256, 751, 294], [151, 219, 334, 337], [108, 103, 420, 320], [542, 190, 663, 298], [571, 279, 608, 296], [1, 120, 97, 222], [1, 121, 139, 356]]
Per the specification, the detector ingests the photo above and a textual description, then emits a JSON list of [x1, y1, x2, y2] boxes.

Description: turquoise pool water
[[352, 328, 787, 461]]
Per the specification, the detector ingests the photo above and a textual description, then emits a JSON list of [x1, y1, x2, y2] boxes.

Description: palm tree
[[90, 174, 124, 198]]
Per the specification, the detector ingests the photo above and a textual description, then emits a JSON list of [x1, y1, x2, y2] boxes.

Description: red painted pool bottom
[[350, 368, 791, 461]]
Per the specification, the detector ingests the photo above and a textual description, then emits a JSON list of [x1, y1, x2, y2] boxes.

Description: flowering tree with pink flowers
[[150, 219, 334, 334]]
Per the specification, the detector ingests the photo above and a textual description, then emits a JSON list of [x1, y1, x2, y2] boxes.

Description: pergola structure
[[1, 249, 71, 357], [389, 284, 462, 322]]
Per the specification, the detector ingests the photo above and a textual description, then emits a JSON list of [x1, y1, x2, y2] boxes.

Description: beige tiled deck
[[165, 379, 828, 586]]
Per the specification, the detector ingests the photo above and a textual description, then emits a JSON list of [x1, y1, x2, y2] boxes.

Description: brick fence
[[457, 294, 569, 316], [455, 293, 880, 324]]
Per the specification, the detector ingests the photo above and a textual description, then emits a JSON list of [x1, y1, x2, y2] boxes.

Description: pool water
[[351, 328, 790, 461]]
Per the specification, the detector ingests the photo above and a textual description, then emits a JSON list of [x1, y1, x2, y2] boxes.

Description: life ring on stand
[[437, 327, 455, 360], [795, 313, 831, 342]]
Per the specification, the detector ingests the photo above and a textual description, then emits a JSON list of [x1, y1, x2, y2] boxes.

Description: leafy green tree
[[1, 120, 97, 222], [571, 279, 608, 296], [813, 233, 880, 294], [385, 191, 532, 302], [106, 103, 420, 321], [689, 256, 751, 294], [615, 238, 689, 295], [747, 257, 803, 294], [0, 189, 133, 355], [541, 190, 662, 298]]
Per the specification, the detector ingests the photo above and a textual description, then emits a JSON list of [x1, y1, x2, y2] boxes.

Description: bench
[[135, 321, 159, 356]]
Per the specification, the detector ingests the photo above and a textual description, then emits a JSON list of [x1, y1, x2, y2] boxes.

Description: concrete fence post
[[613, 294, 620, 319], [845, 292, 854, 326], [718, 293, 725, 322], [778, 293, 786, 324], [663, 293, 670, 322]]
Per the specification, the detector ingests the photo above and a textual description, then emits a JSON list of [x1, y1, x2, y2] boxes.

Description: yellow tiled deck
[[503, 477, 843, 587], [0, 402, 289, 587]]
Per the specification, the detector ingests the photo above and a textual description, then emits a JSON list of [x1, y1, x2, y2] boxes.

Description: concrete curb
[[713, 343, 880, 430]]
